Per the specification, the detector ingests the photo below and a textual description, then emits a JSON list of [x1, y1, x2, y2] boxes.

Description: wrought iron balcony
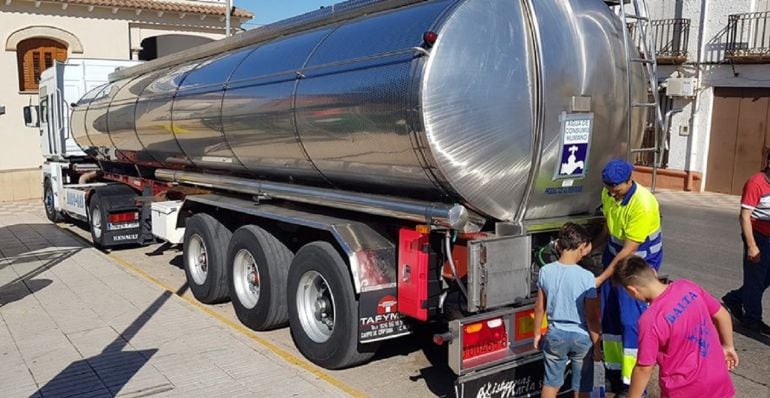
[[726, 12, 770, 62], [628, 18, 690, 64]]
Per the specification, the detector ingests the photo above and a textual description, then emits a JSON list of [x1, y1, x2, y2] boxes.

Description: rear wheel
[[183, 213, 232, 304], [288, 241, 378, 369], [43, 179, 63, 223], [88, 193, 105, 249], [228, 225, 293, 331]]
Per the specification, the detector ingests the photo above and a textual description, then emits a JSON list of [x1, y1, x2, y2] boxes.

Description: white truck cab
[[24, 59, 140, 224]]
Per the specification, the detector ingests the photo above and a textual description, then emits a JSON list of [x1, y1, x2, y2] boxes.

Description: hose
[[444, 231, 468, 299]]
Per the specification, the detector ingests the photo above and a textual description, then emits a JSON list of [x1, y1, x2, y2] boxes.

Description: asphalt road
[[58, 193, 770, 397]]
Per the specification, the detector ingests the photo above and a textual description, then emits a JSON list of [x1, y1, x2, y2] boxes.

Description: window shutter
[[17, 38, 68, 92]]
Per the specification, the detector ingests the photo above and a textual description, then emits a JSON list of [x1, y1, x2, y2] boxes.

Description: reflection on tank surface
[[71, 0, 643, 222]]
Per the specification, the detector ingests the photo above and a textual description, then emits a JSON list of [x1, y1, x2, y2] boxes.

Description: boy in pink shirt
[[612, 256, 739, 398]]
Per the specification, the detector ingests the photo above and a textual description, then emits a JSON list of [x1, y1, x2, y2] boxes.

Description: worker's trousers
[[600, 250, 661, 385]]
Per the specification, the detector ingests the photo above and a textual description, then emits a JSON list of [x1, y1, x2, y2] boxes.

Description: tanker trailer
[[62, 0, 646, 394]]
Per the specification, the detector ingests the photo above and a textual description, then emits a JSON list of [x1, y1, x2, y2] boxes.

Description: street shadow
[[733, 323, 770, 346], [371, 324, 455, 397], [0, 223, 84, 308], [0, 279, 52, 307], [35, 291, 176, 397], [168, 254, 184, 270]]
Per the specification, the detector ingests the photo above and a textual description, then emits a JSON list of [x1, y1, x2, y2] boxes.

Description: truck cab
[[25, 59, 141, 226]]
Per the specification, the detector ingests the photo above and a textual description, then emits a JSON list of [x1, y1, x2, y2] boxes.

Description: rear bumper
[[454, 353, 571, 398]]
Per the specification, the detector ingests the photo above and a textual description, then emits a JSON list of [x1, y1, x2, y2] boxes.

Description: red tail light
[[423, 31, 438, 46], [108, 212, 139, 224], [461, 317, 508, 360]]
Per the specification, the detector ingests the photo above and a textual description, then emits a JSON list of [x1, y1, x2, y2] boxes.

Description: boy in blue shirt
[[534, 222, 602, 398]]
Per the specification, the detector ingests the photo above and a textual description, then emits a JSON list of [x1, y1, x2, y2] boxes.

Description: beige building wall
[[0, 0, 246, 201]]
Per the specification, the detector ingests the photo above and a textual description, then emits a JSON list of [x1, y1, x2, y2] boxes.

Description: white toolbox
[[151, 200, 185, 244]]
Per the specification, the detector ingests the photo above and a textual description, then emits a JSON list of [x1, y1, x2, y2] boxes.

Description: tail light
[[461, 317, 508, 360], [448, 305, 543, 375], [514, 307, 547, 342], [108, 211, 139, 224], [423, 31, 438, 46]]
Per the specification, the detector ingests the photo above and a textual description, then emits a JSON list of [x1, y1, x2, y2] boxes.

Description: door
[[706, 87, 770, 195], [39, 88, 52, 158]]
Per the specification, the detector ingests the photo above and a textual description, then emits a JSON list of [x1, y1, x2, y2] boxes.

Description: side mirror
[[23, 105, 39, 128]]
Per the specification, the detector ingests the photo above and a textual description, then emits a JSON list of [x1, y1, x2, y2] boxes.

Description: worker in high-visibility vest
[[595, 159, 662, 394]]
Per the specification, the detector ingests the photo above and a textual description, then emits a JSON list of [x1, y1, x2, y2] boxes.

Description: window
[[39, 96, 48, 124], [16, 38, 67, 92]]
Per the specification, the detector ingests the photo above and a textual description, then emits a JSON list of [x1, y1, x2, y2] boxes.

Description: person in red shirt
[[613, 256, 739, 398], [722, 152, 770, 335]]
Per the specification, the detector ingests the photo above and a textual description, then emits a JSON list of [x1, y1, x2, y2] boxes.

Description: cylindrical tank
[[72, 0, 645, 223]]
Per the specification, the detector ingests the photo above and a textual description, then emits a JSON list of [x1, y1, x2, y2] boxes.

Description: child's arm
[[533, 288, 546, 350], [595, 239, 640, 287], [584, 296, 602, 360], [628, 364, 654, 398], [713, 306, 740, 370]]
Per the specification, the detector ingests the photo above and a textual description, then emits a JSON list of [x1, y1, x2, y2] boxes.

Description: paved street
[[655, 190, 770, 397], [0, 201, 348, 398], [1, 190, 769, 398]]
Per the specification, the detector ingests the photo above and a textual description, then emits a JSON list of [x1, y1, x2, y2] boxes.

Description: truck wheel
[[88, 193, 105, 249], [228, 225, 293, 331], [43, 179, 63, 223], [183, 213, 232, 304], [288, 241, 378, 369]]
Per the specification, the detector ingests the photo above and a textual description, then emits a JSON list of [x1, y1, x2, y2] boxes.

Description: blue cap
[[602, 159, 633, 185]]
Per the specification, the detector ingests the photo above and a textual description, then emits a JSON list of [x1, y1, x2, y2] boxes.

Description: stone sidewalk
[[0, 201, 348, 398]]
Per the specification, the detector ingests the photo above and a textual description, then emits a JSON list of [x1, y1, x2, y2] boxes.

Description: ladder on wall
[[607, 0, 667, 192]]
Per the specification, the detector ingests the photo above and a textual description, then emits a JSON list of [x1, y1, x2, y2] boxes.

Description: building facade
[[633, 0, 770, 194], [0, 0, 251, 201]]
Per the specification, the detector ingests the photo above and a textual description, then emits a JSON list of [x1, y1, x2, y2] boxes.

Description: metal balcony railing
[[726, 12, 770, 62], [628, 18, 690, 64]]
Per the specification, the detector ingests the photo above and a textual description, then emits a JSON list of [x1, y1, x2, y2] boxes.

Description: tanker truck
[[29, 0, 647, 395]]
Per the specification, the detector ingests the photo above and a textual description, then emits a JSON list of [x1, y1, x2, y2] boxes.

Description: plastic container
[[591, 361, 606, 398]]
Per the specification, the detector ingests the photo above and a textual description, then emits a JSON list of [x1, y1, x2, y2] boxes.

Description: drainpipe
[[225, 0, 232, 37], [686, 0, 709, 191]]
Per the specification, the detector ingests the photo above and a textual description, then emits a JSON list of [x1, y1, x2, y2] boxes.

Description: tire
[[183, 213, 232, 304], [288, 241, 379, 369], [88, 193, 105, 249], [228, 225, 293, 331], [43, 179, 63, 223]]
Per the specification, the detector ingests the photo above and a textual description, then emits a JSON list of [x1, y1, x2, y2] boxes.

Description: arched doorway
[[137, 35, 214, 61], [16, 38, 67, 92]]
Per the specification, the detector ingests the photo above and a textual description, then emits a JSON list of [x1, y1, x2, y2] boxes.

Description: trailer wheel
[[228, 225, 293, 330], [288, 241, 378, 369], [43, 179, 63, 223], [88, 193, 105, 249], [183, 213, 232, 304]]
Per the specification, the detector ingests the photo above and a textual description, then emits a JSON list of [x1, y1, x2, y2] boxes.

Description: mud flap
[[93, 185, 146, 247], [358, 287, 412, 343]]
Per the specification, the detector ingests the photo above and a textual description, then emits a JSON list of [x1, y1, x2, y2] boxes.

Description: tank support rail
[[155, 169, 480, 231]]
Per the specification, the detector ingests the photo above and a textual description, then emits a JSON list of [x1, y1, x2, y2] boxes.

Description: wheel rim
[[296, 270, 336, 343], [233, 249, 260, 309], [91, 206, 102, 239], [44, 186, 55, 216], [187, 234, 208, 285]]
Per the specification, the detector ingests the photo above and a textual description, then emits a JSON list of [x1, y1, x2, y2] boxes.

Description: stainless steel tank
[[71, 0, 645, 223]]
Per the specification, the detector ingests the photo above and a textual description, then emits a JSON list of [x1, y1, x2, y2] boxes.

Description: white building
[[634, 0, 770, 194], [0, 0, 251, 201]]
